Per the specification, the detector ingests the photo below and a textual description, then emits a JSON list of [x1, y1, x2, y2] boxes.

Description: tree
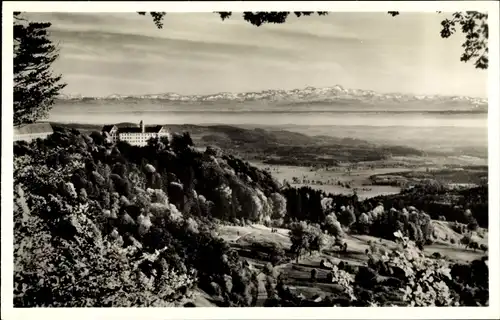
[[324, 214, 343, 238], [288, 221, 310, 263], [270, 192, 287, 219], [467, 241, 479, 251], [467, 219, 479, 232], [479, 243, 488, 253], [140, 11, 489, 70], [171, 132, 194, 154], [308, 225, 326, 255], [13, 13, 66, 126], [338, 206, 356, 228], [460, 234, 472, 247], [356, 212, 371, 234]]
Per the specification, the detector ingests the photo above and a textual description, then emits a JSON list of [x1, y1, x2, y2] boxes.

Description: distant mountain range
[[56, 85, 488, 109]]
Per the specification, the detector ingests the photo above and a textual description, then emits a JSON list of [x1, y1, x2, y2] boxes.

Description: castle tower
[[140, 120, 145, 133]]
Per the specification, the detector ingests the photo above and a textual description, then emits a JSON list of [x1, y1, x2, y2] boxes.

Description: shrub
[[479, 244, 488, 253], [310, 268, 317, 282], [432, 252, 442, 259], [468, 241, 479, 251], [460, 235, 471, 246], [268, 243, 287, 266], [467, 219, 479, 232], [338, 261, 346, 270], [326, 271, 334, 282]]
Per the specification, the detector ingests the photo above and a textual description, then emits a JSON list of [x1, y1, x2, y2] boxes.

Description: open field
[[250, 161, 414, 199], [250, 159, 487, 200], [218, 223, 487, 266]]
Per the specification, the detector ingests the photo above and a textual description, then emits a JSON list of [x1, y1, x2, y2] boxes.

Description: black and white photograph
[[2, 1, 500, 318]]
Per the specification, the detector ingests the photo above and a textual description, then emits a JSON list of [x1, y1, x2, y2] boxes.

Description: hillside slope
[[13, 126, 283, 307]]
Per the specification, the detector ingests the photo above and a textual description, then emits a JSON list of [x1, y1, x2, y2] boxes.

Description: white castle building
[[102, 120, 171, 147]]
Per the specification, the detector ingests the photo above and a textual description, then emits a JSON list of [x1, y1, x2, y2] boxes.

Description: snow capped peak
[[57, 85, 488, 107]]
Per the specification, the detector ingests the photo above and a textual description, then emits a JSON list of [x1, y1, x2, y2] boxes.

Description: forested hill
[[13, 126, 285, 307], [14, 126, 488, 307]]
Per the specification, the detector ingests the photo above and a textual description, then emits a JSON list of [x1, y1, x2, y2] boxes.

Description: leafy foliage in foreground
[[385, 231, 457, 306]]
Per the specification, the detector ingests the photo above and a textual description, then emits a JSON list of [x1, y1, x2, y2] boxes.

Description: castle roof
[[119, 126, 163, 134], [102, 123, 164, 134], [14, 123, 53, 135]]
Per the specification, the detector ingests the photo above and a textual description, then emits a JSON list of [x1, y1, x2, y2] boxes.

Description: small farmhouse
[[102, 120, 171, 147], [14, 123, 53, 142]]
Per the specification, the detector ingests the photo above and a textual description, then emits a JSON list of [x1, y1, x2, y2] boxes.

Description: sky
[[24, 12, 488, 98]]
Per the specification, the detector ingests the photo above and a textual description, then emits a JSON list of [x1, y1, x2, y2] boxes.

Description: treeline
[[366, 184, 488, 228], [280, 182, 486, 246], [282, 186, 433, 244], [282, 182, 487, 233]]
